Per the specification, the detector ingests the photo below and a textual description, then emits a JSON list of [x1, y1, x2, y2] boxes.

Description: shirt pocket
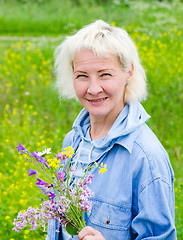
[[88, 199, 131, 231]]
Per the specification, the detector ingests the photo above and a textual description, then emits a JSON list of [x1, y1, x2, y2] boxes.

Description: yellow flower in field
[[12, 108, 17, 115], [45, 80, 50, 86], [23, 173, 28, 177], [143, 46, 148, 52], [111, 21, 116, 26], [62, 146, 75, 158], [177, 31, 182, 36], [24, 235, 28, 239], [10, 238, 15, 240], [24, 161, 29, 167], [23, 178, 28, 183], [5, 216, 10, 221], [34, 47, 40, 53], [9, 184, 15, 190], [43, 60, 49, 65], [10, 52, 15, 58], [31, 79, 35, 85], [23, 104, 28, 109], [19, 199, 27, 205], [27, 55, 31, 61], [32, 64, 37, 69], [4, 104, 9, 110], [24, 229, 30, 234], [49, 139, 54, 144]]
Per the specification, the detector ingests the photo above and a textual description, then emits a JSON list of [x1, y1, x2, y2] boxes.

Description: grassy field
[[0, 0, 183, 239]]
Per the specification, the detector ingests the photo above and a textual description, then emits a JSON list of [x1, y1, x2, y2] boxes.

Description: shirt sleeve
[[131, 177, 177, 239], [46, 219, 60, 240]]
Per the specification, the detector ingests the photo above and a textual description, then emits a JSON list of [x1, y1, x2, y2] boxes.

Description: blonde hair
[[54, 20, 147, 103]]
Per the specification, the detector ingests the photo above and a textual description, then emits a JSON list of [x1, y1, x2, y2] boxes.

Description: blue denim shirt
[[46, 102, 176, 240]]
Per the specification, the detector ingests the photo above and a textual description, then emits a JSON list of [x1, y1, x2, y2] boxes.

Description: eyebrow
[[74, 70, 88, 74], [98, 69, 113, 72]]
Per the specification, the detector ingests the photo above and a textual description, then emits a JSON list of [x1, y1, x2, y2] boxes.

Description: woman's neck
[[89, 111, 121, 140]]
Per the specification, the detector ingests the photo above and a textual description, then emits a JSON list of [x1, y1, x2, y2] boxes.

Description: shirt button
[[105, 219, 110, 224]]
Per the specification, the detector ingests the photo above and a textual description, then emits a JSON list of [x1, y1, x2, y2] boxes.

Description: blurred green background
[[0, 0, 182, 239]]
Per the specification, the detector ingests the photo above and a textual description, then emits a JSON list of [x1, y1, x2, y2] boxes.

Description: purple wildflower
[[16, 142, 26, 153], [56, 152, 67, 161], [36, 178, 46, 186], [48, 192, 56, 199], [38, 156, 50, 168], [39, 156, 46, 164], [12, 201, 57, 233], [44, 162, 50, 168], [27, 169, 37, 177], [38, 185, 48, 195], [31, 151, 39, 160]]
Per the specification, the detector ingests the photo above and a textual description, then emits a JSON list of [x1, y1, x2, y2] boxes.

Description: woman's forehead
[[73, 49, 122, 72]]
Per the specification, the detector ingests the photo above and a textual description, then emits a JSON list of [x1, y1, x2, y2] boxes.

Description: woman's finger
[[78, 226, 105, 240]]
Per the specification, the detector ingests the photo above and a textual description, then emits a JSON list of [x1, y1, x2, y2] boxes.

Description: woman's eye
[[100, 73, 112, 77], [76, 74, 88, 78]]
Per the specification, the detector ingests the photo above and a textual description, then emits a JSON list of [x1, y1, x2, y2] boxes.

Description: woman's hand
[[78, 226, 105, 240]]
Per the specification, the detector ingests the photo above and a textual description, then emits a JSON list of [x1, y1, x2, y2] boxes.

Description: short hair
[[54, 20, 147, 103]]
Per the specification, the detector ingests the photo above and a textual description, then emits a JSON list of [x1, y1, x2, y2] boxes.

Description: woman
[[46, 20, 176, 239]]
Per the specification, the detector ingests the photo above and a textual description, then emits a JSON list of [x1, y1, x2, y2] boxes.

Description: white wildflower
[[37, 148, 51, 157]]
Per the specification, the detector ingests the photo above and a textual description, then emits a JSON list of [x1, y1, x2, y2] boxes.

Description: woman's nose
[[87, 78, 103, 95]]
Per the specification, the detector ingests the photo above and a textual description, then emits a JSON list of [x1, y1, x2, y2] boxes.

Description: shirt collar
[[115, 128, 140, 154]]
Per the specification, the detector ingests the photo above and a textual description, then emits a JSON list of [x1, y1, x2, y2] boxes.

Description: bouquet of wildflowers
[[13, 142, 107, 236]]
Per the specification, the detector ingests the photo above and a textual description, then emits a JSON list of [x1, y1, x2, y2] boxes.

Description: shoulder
[[135, 123, 167, 159], [62, 130, 75, 148], [62, 129, 81, 151], [132, 123, 174, 185]]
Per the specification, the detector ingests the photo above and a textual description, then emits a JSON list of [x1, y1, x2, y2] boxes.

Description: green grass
[[0, 0, 183, 239], [0, 0, 183, 36]]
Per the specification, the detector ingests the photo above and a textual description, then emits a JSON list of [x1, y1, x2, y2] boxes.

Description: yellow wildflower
[[99, 162, 107, 175], [94, 162, 107, 174], [47, 158, 60, 170], [62, 146, 75, 158], [111, 21, 116, 26], [24, 229, 30, 234], [5, 216, 10, 221]]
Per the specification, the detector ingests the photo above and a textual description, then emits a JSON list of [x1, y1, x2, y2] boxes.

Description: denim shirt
[[46, 102, 176, 240]]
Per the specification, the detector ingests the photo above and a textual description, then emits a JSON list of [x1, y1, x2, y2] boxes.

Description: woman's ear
[[126, 63, 134, 83]]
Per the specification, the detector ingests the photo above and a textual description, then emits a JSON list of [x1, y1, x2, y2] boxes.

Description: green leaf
[[66, 223, 78, 236]]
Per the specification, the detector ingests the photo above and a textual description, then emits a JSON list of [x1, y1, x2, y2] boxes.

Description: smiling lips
[[88, 97, 108, 102]]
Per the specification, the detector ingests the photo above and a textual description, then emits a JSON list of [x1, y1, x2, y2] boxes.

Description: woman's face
[[73, 49, 132, 120]]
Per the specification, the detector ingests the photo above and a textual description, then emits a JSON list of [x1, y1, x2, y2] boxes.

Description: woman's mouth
[[88, 97, 107, 102]]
